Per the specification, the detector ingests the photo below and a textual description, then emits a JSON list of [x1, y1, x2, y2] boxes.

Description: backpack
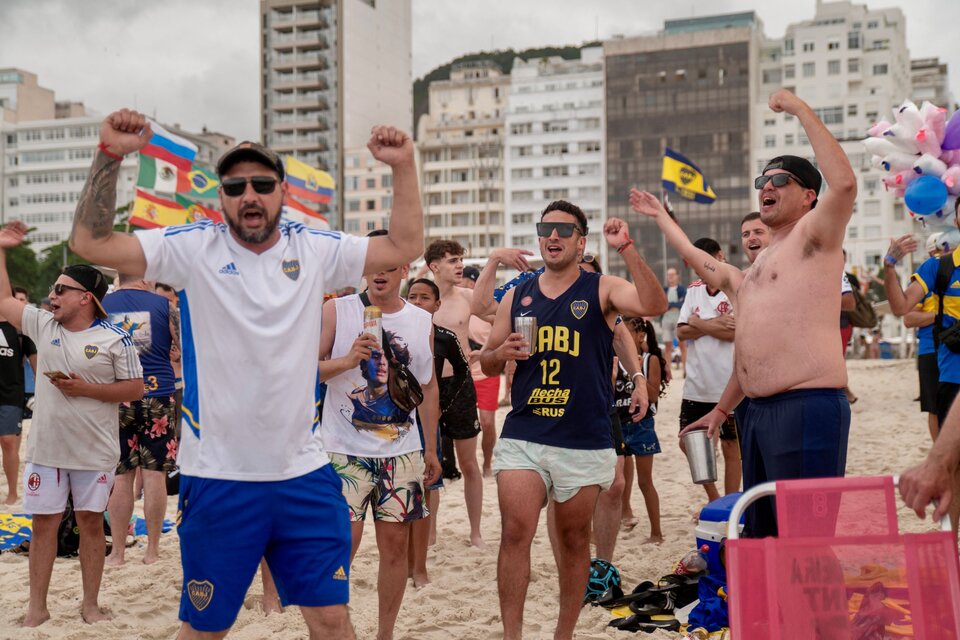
[[56, 496, 81, 557], [934, 254, 960, 353], [846, 280, 877, 329]]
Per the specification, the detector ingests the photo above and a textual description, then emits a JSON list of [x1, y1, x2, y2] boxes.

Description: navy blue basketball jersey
[[102, 289, 176, 397], [502, 270, 614, 450]]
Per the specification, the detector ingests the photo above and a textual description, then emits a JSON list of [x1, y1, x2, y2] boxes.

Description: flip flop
[[627, 575, 701, 615], [594, 580, 654, 608], [608, 613, 681, 632]]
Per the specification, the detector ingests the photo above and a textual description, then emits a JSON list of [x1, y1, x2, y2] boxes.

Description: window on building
[[366, 200, 376, 211], [365, 178, 376, 189], [867, 20, 879, 29], [543, 188, 569, 200], [366, 221, 376, 232], [802, 42, 815, 53], [847, 104, 858, 117], [784, 64, 795, 79], [764, 118, 776, 127], [863, 200, 880, 216], [381, 196, 392, 209], [848, 226, 858, 239], [543, 166, 569, 177], [785, 134, 794, 145], [452, 170, 468, 182], [873, 64, 888, 75], [514, 145, 532, 157], [863, 177, 879, 191], [511, 168, 533, 179], [762, 69, 782, 84], [784, 39, 794, 55], [802, 62, 815, 77], [579, 141, 601, 153], [512, 190, 534, 201], [510, 123, 532, 135], [764, 135, 777, 148], [827, 60, 841, 75], [544, 121, 569, 133], [827, 40, 840, 50], [848, 31, 862, 49], [345, 219, 360, 233], [543, 143, 568, 156], [382, 174, 392, 188]]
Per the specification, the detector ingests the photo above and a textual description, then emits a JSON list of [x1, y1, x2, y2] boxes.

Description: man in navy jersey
[[480, 200, 666, 640], [102, 273, 179, 566]]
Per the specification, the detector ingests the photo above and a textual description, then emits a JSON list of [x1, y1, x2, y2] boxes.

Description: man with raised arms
[[631, 89, 858, 538], [68, 108, 423, 639]]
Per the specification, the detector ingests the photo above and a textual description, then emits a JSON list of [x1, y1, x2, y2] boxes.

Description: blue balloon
[[905, 175, 949, 215]]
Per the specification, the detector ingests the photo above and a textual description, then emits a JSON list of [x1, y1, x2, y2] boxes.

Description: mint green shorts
[[492, 437, 616, 503]]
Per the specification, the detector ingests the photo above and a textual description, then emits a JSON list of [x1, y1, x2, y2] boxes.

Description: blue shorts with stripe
[[177, 464, 351, 632]]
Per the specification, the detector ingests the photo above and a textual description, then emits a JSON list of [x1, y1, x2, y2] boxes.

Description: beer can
[[363, 306, 382, 344], [514, 316, 537, 355]]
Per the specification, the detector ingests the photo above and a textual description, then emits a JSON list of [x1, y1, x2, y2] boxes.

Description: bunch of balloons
[[863, 100, 960, 227]]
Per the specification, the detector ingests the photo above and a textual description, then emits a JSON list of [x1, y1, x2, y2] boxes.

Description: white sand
[[0, 359, 939, 638]]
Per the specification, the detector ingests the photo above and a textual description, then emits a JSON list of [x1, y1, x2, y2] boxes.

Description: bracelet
[[616, 239, 634, 254], [884, 254, 898, 267], [712, 406, 728, 417], [631, 371, 645, 382], [97, 142, 123, 161]]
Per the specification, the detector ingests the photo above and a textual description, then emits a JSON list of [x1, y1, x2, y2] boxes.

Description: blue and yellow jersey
[[913, 249, 960, 379], [502, 270, 614, 450]]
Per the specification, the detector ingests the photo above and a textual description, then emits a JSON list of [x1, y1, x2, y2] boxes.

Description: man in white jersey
[[68, 108, 424, 638], [0, 235, 144, 627], [319, 229, 440, 639]]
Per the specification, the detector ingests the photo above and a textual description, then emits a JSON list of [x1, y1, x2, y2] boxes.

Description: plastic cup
[[682, 429, 717, 485]]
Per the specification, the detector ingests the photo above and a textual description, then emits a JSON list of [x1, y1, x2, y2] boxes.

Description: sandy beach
[[0, 358, 942, 639]]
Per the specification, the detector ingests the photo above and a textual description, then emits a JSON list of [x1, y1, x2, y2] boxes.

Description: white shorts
[[22, 463, 115, 514], [492, 438, 616, 503]]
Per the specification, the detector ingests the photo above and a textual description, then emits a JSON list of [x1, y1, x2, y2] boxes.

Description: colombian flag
[[283, 196, 329, 230], [142, 122, 198, 172], [130, 189, 189, 228], [661, 148, 717, 204], [284, 155, 335, 204], [175, 195, 223, 224]]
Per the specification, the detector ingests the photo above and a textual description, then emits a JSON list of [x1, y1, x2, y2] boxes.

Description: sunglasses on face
[[51, 283, 87, 296], [754, 173, 805, 190], [221, 176, 279, 197], [536, 222, 583, 238]]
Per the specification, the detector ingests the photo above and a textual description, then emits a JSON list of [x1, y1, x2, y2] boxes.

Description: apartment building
[[261, 0, 412, 229], [503, 47, 607, 268], [417, 61, 509, 255]]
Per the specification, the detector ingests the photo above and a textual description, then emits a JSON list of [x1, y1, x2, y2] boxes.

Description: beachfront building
[[604, 13, 763, 278], [911, 57, 955, 116], [416, 61, 509, 256], [503, 48, 607, 269], [0, 69, 232, 254], [342, 146, 394, 235], [755, 1, 911, 272], [260, 0, 412, 229]]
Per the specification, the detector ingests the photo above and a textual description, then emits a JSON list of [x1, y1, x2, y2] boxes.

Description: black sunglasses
[[221, 176, 279, 197], [754, 173, 805, 190], [51, 283, 87, 296], [536, 222, 583, 238]]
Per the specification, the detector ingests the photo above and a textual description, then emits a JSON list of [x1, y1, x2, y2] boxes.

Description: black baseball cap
[[462, 266, 480, 282], [216, 141, 285, 181], [762, 155, 822, 195], [61, 264, 108, 319]]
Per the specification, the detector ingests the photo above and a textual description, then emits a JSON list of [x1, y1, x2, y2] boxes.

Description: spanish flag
[[661, 148, 717, 204], [284, 155, 335, 204], [129, 189, 189, 229]]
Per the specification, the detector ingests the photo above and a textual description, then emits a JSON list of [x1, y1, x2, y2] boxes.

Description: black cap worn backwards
[[762, 155, 822, 195], [216, 141, 285, 181], [61, 264, 108, 319]]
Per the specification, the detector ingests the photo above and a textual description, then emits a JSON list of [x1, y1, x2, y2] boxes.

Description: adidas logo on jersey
[[332, 565, 347, 581], [218, 262, 240, 276], [50, 338, 61, 347], [0, 331, 10, 357]]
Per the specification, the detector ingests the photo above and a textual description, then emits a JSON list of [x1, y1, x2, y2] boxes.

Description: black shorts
[[679, 399, 738, 441], [918, 353, 939, 414], [610, 409, 626, 456], [937, 382, 960, 430], [439, 378, 481, 440], [118, 395, 179, 473]]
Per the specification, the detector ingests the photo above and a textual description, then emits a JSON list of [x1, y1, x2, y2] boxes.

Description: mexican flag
[[137, 154, 189, 194]]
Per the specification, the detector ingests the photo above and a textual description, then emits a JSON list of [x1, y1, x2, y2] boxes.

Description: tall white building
[[261, 0, 412, 229], [417, 61, 509, 254], [342, 146, 393, 235], [504, 48, 607, 267], [754, 1, 911, 270]]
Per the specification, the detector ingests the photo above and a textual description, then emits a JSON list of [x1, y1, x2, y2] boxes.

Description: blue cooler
[[695, 492, 743, 576]]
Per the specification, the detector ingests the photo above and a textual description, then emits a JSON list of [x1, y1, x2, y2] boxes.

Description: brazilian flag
[[661, 148, 717, 204], [186, 166, 219, 199]]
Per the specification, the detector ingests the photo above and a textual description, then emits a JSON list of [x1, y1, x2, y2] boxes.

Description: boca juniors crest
[[570, 300, 588, 320], [187, 580, 214, 611], [282, 259, 301, 281], [84, 345, 99, 359]]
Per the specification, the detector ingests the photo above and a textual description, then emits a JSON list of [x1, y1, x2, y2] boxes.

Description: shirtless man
[[631, 89, 858, 537], [424, 240, 484, 547]]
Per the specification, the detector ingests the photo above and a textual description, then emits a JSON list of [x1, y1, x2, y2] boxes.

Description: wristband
[[617, 239, 634, 254], [712, 406, 729, 418], [97, 142, 123, 161], [884, 254, 898, 267], [631, 372, 644, 382]]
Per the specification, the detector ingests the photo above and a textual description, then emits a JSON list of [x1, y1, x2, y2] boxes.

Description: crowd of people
[[0, 88, 957, 639]]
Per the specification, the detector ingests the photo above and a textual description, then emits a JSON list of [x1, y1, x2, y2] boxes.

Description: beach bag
[[359, 292, 424, 414], [846, 283, 877, 328], [934, 255, 960, 353]]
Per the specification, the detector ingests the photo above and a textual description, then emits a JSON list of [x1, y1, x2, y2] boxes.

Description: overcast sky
[[1, 0, 957, 142]]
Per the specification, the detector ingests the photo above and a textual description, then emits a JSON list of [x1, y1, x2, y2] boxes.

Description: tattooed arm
[[69, 109, 152, 275]]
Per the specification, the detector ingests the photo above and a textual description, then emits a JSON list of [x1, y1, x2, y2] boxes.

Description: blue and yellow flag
[[661, 148, 717, 204], [284, 155, 335, 204]]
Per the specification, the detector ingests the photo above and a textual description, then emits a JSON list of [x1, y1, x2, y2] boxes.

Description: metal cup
[[682, 429, 717, 485], [514, 316, 537, 356]]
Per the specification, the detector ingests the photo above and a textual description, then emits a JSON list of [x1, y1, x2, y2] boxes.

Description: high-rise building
[[260, 0, 412, 229], [911, 57, 955, 115], [605, 13, 763, 279], [341, 146, 394, 235], [416, 61, 509, 255], [0, 69, 233, 254], [504, 48, 607, 268], [756, 1, 911, 270]]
